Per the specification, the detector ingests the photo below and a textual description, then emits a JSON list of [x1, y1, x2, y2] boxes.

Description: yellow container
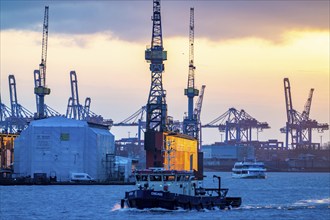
[[163, 133, 198, 171]]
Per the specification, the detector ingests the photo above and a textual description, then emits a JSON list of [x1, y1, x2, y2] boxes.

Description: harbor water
[[0, 172, 329, 220]]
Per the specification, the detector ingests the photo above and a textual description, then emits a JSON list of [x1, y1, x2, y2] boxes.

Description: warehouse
[[13, 117, 115, 182]]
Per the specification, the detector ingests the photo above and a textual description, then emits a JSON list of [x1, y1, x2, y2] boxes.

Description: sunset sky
[[0, 0, 329, 146]]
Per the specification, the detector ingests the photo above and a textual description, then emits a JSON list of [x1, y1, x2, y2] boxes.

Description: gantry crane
[[66, 71, 113, 127], [34, 6, 50, 119], [113, 106, 147, 147], [203, 108, 270, 144], [0, 94, 12, 132], [281, 78, 328, 149], [183, 7, 199, 139], [8, 75, 33, 132], [66, 71, 82, 120]]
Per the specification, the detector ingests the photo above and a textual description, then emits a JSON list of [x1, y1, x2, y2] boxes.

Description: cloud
[[1, 0, 329, 43]]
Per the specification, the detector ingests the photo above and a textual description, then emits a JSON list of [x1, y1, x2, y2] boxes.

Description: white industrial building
[[13, 117, 125, 182]]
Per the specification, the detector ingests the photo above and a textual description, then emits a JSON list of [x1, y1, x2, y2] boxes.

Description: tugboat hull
[[121, 189, 241, 210]]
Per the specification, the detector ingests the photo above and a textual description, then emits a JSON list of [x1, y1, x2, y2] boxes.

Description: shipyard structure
[[142, 2, 204, 179], [1, 1, 329, 185]]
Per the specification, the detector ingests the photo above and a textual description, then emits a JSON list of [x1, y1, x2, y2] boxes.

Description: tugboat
[[121, 168, 241, 210]]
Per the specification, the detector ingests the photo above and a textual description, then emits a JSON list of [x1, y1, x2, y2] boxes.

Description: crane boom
[[8, 75, 19, 118], [194, 85, 206, 123], [34, 6, 50, 119], [284, 78, 293, 124], [302, 88, 314, 120], [39, 6, 49, 87], [187, 7, 196, 90], [183, 7, 199, 137]]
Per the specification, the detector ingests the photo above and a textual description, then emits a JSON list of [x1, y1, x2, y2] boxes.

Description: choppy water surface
[[1, 172, 329, 220]]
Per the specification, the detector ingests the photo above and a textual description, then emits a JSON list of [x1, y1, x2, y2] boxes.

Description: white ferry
[[232, 161, 267, 179]]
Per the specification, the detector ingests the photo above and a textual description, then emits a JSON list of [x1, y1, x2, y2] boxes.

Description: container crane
[[183, 7, 199, 139], [66, 71, 113, 127], [34, 6, 50, 119], [8, 75, 33, 131], [203, 108, 270, 144], [83, 97, 112, 126], [66, 71, 82, 120], [113, 106, 147, 147], [0, 95, 12, 132], [281, 78, 328, 149]]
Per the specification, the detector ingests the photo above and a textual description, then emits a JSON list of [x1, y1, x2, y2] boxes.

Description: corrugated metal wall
[[13, 117, 115, 181]]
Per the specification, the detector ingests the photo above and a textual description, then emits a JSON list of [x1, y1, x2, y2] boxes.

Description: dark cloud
[[1, 0, 329, 42]]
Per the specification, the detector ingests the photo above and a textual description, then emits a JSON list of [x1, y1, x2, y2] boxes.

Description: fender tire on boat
[[200, 203, 203, 210], [120, 199, 125, 209], [211, 201, 215, 210], [188, 202, 192, 210]]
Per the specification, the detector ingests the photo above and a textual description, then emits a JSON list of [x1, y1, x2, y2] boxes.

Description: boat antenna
[[213, 175, 221, 196]]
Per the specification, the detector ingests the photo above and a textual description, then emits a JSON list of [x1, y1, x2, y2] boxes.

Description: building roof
[[30, 116, 87, 128]]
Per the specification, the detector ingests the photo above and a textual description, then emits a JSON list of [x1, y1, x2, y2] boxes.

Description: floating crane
[[145, 0, 168, 132], [203, 108, 270, 144], [281, 78, 328, 149], [183, 7, 199, 139], [144, 0, 168, 168], [34, 6, 50, 119]]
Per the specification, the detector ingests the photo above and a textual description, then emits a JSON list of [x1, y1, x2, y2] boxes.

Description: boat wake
[[293, 198, 330, 206], [241, 198, 330, 211], [111, 205, 223, 213]]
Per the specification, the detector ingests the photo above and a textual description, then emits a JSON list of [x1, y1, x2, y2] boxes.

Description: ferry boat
[[232, 161, 267, 179], [121, 168, 241, 210]]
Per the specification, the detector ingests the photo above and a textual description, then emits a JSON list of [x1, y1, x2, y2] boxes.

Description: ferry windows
[[150, 175, 162, 181], [164, 175, 175, 181]]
